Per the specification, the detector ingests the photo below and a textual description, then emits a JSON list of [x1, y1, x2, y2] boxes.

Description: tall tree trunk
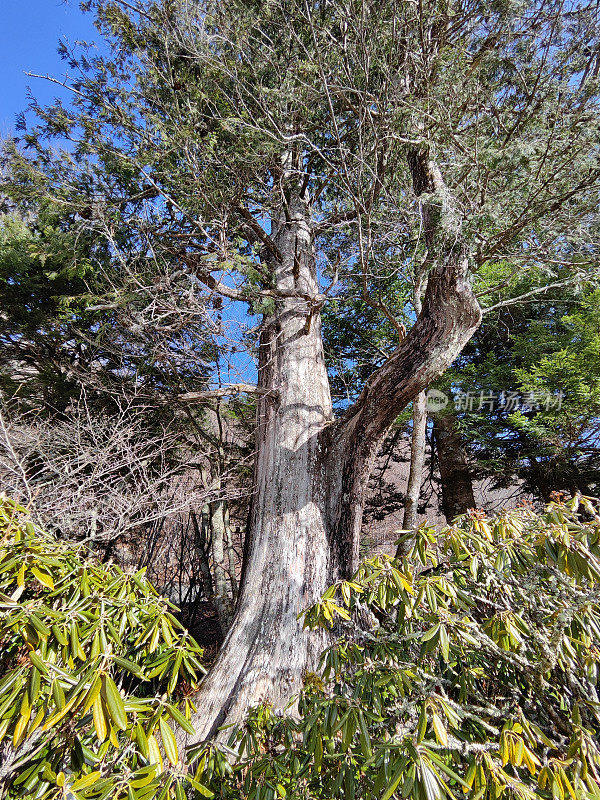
[[396, 391, 428, 556], [398, 271, 429, 553], [183, 157, 482, 748], [224, 507, 238, 600], [209, 497, 234, 630], [434, 413, 476, 521], [183, 187, 337, 743], [190, 508, 214, 601]]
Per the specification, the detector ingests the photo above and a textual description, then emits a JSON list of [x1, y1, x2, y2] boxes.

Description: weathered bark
[[434, 413, 476, 521], [399, 272, 429, 552], [325, 254, 482, 576], [182, 186, 336, 745], [397, 391, 428, 553], [183, 155, 482, 748], [209, 497, 234, 630]]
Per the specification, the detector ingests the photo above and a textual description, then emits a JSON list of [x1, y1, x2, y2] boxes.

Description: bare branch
[[481, 276, 592, 314], [176, 384, 278, 402], [235, 205, 283, 263]]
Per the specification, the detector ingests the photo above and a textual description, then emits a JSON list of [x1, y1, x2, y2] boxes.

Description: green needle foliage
[[203, 497, 600, 800], [0, 496, 210, 800], [437, 282, 600, 499]]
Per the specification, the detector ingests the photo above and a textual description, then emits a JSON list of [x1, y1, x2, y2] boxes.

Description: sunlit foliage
[[211, 497, 600, 800], [3, 495, 600, 800], [0, 496, 208, 799]]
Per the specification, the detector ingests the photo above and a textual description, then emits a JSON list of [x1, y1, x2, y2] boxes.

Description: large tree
[[4, 0, 600, 743]]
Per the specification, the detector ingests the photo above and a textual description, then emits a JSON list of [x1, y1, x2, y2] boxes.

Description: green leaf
[[431, 713, 448, 746], [188, 779, 214, 798], [439, 626, 450, 662], [113, 656, 143, 676], [92, 696, 108, 741], [166, 703, 195, 736], [71, 771, 103, 791], [31, 567, 54, 590], [422, 623, 440, 642], [28, 649, 48, 675], [102, 674, 127, 731], [382, 759, 406, 800], [159, 716, 179, 765]]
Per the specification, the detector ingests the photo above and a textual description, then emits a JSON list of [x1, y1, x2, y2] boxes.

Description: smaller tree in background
[[0, 210, 99, 412], [0, 199, 250, 636], [440, 284, 600, 506]]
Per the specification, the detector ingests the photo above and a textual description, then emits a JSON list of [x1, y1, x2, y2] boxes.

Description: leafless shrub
[[0, 394, 209, 548]]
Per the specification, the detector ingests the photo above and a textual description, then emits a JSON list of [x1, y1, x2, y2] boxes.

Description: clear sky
[[0, 0, 99, 136]]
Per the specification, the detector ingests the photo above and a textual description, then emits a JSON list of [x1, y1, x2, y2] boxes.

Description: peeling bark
[[183, 155, 482, 748], [183, 188, 334, 744]]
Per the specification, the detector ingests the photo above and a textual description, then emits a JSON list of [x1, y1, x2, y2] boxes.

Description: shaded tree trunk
[[434, 413, 476, 521], [398, 271, 429, 552], [396, 391, 428, 557], [190, 508, 214, 602], [224, 507, 238, 600]]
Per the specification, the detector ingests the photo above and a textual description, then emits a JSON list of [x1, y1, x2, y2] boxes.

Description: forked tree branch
[[235, 205, 283, 263], [326, 257, 482, 574], [338, 259, 482, 442]]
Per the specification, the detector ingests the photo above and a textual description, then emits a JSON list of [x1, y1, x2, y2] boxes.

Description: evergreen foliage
[[440, 285, 600, 499], [218, 496, 600, 800], [3, 494, 600, 800], [0, 496, 207, 799], [0, 212, 100, 411]]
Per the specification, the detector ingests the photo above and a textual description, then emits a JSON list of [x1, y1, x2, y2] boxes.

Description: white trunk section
[[183, 191, 335, 744], [401, 390, 428, 532]]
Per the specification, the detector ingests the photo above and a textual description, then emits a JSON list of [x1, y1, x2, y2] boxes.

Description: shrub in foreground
[[0, 496, 209, 799], [2, 495, 600, 800], [213, 496, 600, 800]]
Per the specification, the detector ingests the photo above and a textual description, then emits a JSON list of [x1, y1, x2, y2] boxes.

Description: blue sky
[[0, 0, 98, 136]]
